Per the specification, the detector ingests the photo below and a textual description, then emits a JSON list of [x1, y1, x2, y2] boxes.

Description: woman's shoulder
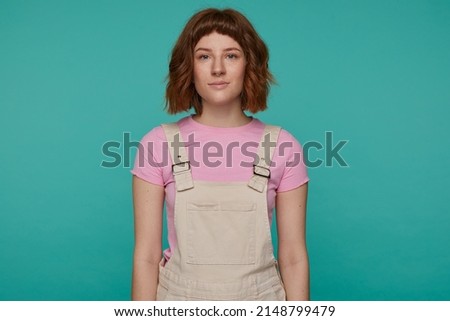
[[138, 116, 193, 142], [138, 125, 166, 144], [278, 127, 302, 145], [256, 119, 302, 145]]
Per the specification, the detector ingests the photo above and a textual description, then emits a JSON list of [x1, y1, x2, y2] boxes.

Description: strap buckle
[[172, 161, 190, 174], [253, 164, 271, 178]]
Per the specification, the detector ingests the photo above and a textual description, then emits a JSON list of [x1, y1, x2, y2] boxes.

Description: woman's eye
[[226, 53, 238, 59], [198, 54, 209, 60]]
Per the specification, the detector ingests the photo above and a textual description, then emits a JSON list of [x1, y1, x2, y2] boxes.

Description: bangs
[[191, 11, 243, 49]]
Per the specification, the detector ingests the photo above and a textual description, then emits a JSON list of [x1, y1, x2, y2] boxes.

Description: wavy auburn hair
[[165, 8, 275, 114]]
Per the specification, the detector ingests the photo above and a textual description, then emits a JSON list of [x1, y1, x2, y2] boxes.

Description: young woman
[[131, 8, 309, 301]]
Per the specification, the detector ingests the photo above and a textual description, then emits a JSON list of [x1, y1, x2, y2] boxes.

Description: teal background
[[1, 0, 449, 300]]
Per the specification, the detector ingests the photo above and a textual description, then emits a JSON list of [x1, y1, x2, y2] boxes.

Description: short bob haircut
[[165, 8, 275, 115]]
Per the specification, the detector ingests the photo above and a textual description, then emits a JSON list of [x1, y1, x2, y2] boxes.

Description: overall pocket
[[186, 201, 256, 265], [156, 283, 168, 301]]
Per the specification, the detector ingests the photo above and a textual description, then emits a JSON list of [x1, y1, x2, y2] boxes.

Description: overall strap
[[161, 123, 194, 192], [248, 125, 281, 193]]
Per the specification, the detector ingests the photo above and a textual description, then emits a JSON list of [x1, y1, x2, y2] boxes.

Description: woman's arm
[[276, 182, 309, 300], [131, 175, 165, 300]]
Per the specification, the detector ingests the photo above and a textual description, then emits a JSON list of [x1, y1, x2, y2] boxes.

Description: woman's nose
[[211, 58, 225, 76]]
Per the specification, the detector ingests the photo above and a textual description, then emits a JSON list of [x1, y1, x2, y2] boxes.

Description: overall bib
[[157, 123, 286, 300]]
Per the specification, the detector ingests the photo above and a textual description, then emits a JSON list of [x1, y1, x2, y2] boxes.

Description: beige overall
[[156, 123, 286, 301]]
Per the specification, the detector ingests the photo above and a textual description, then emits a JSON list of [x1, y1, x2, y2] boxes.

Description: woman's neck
[[192, 101, 252, 128]]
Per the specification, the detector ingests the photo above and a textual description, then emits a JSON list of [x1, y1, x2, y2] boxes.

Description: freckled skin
[[193, 32, 246, 110]]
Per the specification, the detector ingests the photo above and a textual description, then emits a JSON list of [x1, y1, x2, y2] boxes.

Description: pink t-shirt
[[131, 115, 309, 260]]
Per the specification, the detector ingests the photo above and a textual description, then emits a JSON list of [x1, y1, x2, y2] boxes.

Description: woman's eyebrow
[[195, 47, 242, 52]]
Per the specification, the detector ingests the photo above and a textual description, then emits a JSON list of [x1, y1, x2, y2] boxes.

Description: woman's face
[[193, 32, 246, 109]]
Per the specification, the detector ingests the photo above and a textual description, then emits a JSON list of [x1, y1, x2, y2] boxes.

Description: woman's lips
[[208, 81, 229, 89]]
